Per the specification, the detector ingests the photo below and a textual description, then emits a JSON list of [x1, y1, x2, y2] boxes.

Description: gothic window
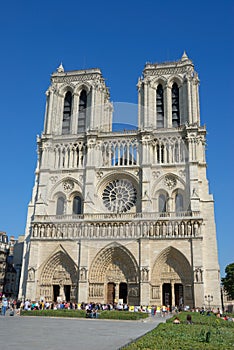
[[159, 194, 167, 212], [172, 83, 180, 127], [78, 90, 87, 133], [175, 193, 184, 212], [156, 84, 164, 128], [56, 196, 65, 215], [102, 179, 137, 213], [73, 196, 82, 215], [62, 91, 72, 134]]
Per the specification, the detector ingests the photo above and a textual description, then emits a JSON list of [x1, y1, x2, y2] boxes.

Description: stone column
[[171, 283, 175, 307], [72, 92, 79, 134], [115, 283, 120, 303]]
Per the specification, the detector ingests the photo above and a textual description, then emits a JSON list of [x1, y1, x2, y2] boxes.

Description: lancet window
[[62, 91, 72, 134], [56, 196, 66, 215], [78, 90, 87, 133], [175, 193, 184, 212], [73, 196, 82, 215], [156, 84, 164, 128], [159, 194, 167, 212], [172, 83, 180, 127]]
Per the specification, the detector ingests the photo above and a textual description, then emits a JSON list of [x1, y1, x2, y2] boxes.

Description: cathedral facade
[[19, 53, 221, 308]]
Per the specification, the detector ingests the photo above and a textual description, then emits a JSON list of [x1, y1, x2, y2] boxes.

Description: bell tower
[[43, 64, 112, 136], [138, 52, 200, 130]]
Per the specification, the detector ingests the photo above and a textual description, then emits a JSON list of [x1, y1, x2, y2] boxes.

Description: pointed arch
[[151, 76, 167, 89], [40, 245, 78, 286], [58, 83, 75, 96], [151, 246, 192, 285], [50, 177, 82, 201], [89, 242, 139, 283], [167, 75, 183, 88], [74, 83, 91, 95]]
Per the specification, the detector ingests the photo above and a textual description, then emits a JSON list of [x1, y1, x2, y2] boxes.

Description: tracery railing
[[53, 142, 86, 169], [101, 137, 139, 167], [152, 136, 188, 164]]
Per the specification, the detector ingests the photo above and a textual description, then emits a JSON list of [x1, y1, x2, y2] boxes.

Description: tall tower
[[19, 54, 221, 309]]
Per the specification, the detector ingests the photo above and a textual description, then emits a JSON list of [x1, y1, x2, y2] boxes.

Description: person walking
[[1, 297, 8, 316]]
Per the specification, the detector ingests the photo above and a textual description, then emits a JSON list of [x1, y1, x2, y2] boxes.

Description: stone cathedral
[[19, 53, 221, 308]]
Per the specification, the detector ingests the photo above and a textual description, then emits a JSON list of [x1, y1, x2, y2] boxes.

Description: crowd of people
[[0, 296, 233, 322]]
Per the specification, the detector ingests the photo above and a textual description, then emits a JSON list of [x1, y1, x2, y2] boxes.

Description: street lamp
[[205, 294, 213, 309]]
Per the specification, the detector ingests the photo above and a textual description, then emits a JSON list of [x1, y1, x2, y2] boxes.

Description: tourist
[[173, 317, 180, 324], [24, 299, 31, 311], [186, 314, 192, 324], [1, 297, 8, 316], [161, 305, 167, 317]]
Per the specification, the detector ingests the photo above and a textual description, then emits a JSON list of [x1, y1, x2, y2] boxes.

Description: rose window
[[102, 179, 137, 213]]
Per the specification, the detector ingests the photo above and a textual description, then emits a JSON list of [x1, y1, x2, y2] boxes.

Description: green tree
[[221, 263, 234, 299]]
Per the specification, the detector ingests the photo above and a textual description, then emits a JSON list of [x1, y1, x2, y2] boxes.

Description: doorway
[[119, 283, 128, 303], [64, 285, 71, 301], [174, 283, 183, 307], [53, 285, 60, 302], [163, 283, 172, 306], [107, 282, 116, 304]]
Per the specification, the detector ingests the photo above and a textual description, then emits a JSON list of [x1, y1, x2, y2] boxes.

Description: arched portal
[[39, 246, 78, 302], [151, 246, 193, 308], [89, 243, 139, 305]]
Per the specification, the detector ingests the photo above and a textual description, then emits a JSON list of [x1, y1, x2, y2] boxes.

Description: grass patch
[[20, 309, 148, 320], [123, 312, 234, 350]]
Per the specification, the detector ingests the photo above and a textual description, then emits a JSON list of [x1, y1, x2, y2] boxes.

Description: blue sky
[[0, 0, 233, 277]]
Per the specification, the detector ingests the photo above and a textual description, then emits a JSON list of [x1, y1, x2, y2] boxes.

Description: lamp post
[[205, 294, 213, 310]]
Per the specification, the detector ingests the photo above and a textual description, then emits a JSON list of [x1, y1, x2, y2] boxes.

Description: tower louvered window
[[78, 90, 87, 133], [156, 84, 164, 128], [172, 83, 180, 127], [62, 91, 72, 134]]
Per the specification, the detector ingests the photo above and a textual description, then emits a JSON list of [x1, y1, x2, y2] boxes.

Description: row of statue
[[32, 220, 201, 239]]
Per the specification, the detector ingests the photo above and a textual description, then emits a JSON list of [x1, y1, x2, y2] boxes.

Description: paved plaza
[[0, 314, 168, 350]]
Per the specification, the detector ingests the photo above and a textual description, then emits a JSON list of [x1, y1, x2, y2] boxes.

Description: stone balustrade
[[33, 211, 200, 222], [31, 212, 202, 240]]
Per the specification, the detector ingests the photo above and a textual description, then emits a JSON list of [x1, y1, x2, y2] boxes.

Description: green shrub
[[20, 309, 148, 320], [21, 309, 86, 318], [98, 311, 148, 320]]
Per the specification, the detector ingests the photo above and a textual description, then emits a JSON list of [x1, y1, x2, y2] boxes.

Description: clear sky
[[0, 0, 233, 277]]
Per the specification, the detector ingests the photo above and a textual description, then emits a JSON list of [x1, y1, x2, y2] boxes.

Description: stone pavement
[[0, 313, 169, 350]]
